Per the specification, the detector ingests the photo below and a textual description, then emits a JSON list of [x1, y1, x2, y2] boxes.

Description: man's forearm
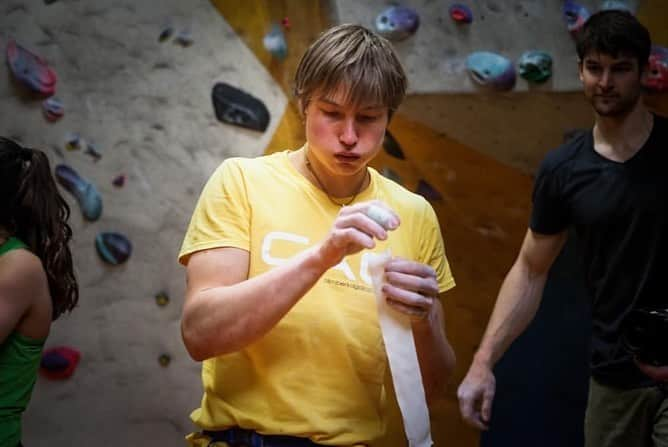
[[413, 300, 456, 404], [182, 246, 329, 360], [474, 261, 547, 369]]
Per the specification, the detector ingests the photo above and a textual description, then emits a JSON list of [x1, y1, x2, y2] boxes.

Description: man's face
[[579, 52, 644, 117], [303, 86, 389, 177]]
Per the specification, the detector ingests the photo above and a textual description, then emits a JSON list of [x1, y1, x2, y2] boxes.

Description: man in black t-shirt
[[458, 10, 668, 447]]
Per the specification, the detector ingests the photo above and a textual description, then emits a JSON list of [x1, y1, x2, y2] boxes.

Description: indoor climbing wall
[[1, 0, 285, 445]]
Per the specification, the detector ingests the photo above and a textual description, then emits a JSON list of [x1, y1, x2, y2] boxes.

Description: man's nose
[[598, 70, 613, 89], [339, 118, 358, 147]]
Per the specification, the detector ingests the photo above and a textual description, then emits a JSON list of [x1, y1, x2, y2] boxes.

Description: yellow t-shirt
[[179, 150, 455, 445]]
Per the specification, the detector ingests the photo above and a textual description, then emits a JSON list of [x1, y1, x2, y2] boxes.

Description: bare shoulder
[[0, 248, 49, 298], [0, 248, 50, 340]]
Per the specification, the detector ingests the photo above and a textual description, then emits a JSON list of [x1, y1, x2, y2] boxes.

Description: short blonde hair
[[294, 24, 407, 118]]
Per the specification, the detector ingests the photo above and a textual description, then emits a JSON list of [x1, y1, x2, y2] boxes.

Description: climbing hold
[[562, 0, 590, 35], [374, 6, 420, 41], [263, 24, 287, 60], [64, 132, 82, 151], [159, 25, 174, 42], [95, 232, 132, 265], [416, 179, 443, 202], [155, 291, 170, 307], [642, 46, 668, 92], [55, 164, 103, 221], [518, 51, 553, 83], [600, 0, 636, 14], [85, 141, 102, 161], [40, 346, 81, 380], [42, 97, 64, 122], [112, 174, 126, 188], [212, 82, 270, 132], [174, 29, 194, 47], [158, 353, 171, 367], [466, 51, 516, 91], [6, 39, 57, 96], [381, 167, 403, 185], [449, 3, 473, 24], [383, 131, 405, 159]]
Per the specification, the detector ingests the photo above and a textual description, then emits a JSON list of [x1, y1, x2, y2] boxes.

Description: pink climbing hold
[[6, 39, 57, 96], [40, 346, 81, 380]]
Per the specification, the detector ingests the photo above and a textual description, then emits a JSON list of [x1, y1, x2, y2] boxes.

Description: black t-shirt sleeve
[[530, 153, 570, 235]]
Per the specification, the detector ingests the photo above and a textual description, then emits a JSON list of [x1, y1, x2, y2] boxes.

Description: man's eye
[[358, 115, 378, 122], [323, 110, 340, 118]]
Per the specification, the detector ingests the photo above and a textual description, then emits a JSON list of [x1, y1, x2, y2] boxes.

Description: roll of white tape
[[368, 251, 433, 447]]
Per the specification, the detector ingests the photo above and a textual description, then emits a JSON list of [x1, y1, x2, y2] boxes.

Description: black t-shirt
[[530, 114, 668, 388]]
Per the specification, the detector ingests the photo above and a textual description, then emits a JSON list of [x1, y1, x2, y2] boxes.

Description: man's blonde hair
[[294, 24, 407, 118]]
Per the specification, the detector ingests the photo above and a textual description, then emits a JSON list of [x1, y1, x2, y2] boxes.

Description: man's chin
[[592, 102, 632, 118]]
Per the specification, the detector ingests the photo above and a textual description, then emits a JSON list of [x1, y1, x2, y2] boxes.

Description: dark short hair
[[576, 10, 651, 67]]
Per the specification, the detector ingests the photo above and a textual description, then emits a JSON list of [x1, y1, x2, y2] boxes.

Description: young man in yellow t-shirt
[[179, 24, 456, 446]]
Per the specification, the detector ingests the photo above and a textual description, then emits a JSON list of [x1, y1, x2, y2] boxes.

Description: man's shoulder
[[215, 151, 286, 178], [538, 130, 590, 175]]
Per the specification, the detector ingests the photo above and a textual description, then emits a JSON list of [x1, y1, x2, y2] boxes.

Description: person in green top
[[0, 137, 78, 447]]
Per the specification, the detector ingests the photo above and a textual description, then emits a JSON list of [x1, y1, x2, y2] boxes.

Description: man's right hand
[[457, 360, 496, 430]]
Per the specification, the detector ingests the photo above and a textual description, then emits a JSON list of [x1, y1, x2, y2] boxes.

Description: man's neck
[[593, 102, 653, 162]]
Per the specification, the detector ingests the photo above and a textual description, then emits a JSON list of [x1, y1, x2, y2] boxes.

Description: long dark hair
[[0, 137, 78, 319]]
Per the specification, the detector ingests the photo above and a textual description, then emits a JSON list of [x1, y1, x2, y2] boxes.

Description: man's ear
[[298, 98, 308, 117]]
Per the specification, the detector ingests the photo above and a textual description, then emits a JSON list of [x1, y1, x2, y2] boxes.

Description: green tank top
[[0, 237, 46, 447]]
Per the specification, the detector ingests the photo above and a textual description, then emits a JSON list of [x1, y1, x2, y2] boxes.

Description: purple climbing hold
[[42, 97, 64, 122], [112, 174, 126, 187], [466, 51, 516, 91], [562, 0, 591, 35], [55, 164, 103, 221], [449, 3, 473, 24], [374, 6, 420, 41], [95, 232, 132, 265], [6, 39, 57, 96]]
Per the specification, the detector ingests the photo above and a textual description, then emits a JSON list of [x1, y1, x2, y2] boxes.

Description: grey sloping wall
[[1, 1, 285, 445]]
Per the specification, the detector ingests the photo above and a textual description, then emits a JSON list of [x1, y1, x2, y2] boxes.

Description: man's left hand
[[636, 359, 668, 382], [382, 257, 439, 321]]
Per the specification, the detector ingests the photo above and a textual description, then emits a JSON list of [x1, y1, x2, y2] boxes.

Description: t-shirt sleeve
[[418, 200, 456, 294], [530, 155, 569, 235], [178, 159, 250, 265]]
